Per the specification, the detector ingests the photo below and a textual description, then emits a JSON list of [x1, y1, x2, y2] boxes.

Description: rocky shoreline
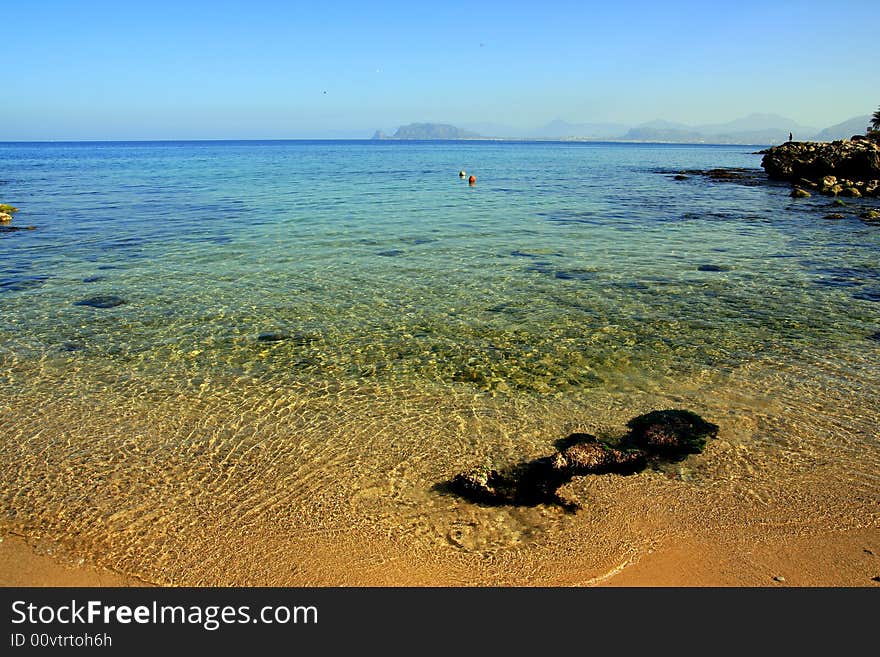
[[0, 203, 35, 233], [761, 135, 880, 198]]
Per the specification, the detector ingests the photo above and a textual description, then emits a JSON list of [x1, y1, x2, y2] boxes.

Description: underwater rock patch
[[0, 276, 48, 292], [554, 269, 597, 281], [551, 434, 646, 475], [697, 264, 728, 272], [74, 295, 126, 308], [449, 459, 573, 509], [257, 331, 289, 342], [666, 168, 767, 186], [445, 408, 718, 510], [623, 409, 719, 460]]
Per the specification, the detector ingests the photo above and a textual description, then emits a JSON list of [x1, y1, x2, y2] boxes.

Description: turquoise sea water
[[2, 140, 878, 391], [1, 140, 878, 584]]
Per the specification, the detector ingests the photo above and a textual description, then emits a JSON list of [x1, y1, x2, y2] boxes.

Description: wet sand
[[0, 534, 148, 587], [3, 528, 877, 587]]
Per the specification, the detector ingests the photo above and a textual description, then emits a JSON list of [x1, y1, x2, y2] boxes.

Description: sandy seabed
[[1, 351, 879, 587]]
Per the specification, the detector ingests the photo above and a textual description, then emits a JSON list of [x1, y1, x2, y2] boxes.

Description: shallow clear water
[[1, 141, 878, 584]]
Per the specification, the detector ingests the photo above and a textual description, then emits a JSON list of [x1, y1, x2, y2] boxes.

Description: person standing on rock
[[789, 132, 793, 142]]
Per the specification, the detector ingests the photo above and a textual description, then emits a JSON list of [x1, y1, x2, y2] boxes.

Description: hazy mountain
[[373, 113, 873, 144], [814, 115, 872, 141], [698, 112, 815, 135], [529, 119, 630, 139], [636, 119, 693, 131], [461, 122, 526, 138], [620, 113, 817, 144], [620, 125, 704, 142], [373, 123, 482, 139]]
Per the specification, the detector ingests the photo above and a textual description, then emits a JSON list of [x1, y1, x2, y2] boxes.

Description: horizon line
[[0, 137, 781, 146]]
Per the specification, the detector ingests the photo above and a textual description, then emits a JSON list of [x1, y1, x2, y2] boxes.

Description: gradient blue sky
[[3, 0, 878, 139]]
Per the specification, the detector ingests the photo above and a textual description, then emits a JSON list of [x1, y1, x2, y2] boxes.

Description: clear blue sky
[[3, 0, 878, 139]]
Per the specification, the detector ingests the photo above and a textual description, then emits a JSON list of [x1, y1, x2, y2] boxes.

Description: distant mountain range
[[373, 113, 873, 144]]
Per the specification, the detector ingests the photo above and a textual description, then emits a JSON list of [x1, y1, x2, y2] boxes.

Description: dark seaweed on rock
[[623, 409, 719, 460], [444, 409, 718, 510]]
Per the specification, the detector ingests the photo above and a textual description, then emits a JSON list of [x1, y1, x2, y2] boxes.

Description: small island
[[372, 123, 483, 140]]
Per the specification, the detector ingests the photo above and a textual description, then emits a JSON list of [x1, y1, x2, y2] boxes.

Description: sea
[[1, 140, 878, 584]]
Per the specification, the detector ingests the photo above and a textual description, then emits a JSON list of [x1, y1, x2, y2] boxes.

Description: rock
[[705, 169, 743, 180], [0, 203, 18, 214], [823, 213, 846, 220], [821, 175, 838, 187], [74, 295, 126, 308], [773, 576, 786, 583], [842, 187, 862, 197], [832, 198, 847, 206], [623, 409, 719, 460], [860, 210, 880, 221], [449, 466, 511, 505], [449, 459, 569, 508], [447, 409, 720, 509], [790, 187, 811, 198], [697, 264, 727, 272], [867, 332, 880, 342], [257, 331, 289, 342], [674, 174, 689, 181], [761, 138, 880, 191], [377, 249, 404, 257], [551, 435, 646, 475], [0, 212, 11, 224]]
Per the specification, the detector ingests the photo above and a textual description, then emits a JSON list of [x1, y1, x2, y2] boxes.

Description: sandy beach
[[3, 526, 877, 587]]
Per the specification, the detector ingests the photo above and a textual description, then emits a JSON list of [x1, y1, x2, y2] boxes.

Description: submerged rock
[[623, 409, 719, 460], [0, 203, 18, 215], [74, 295, 126, 308], [697, 264, 727, 272], [860, 209, 880, 221], [446, 409, 718, 509], [790, 187, 811, 198], [449, 466, 511, 505], [551, 434, 646, 475], [257, 331, 289, 342], [0, 212, 11, 224], [823, 213, 846, 220], [449, 460, 568, 508]]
